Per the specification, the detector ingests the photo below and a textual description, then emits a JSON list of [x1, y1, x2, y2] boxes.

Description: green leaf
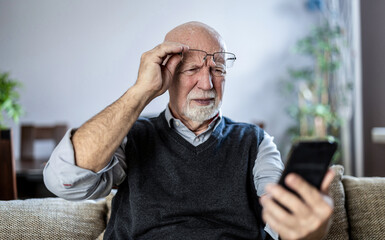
[[0, 71, 23, 128]]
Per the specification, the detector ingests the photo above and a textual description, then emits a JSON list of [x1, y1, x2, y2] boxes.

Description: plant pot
[[0, 129, 18, 200]]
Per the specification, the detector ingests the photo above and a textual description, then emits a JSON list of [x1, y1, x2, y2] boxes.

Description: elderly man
[[44, 21, 334, 240]]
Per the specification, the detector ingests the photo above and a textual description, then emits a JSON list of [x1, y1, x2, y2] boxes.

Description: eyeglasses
[[179, 49, 236, 77]]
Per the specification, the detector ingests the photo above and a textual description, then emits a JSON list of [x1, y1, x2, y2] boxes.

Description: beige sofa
[[0, 165, 384, 240]]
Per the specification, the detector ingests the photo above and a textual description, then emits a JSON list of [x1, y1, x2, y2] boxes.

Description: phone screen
[[278, 140, 338, 193]]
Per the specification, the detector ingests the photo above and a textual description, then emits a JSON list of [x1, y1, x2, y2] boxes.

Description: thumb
[[321, 168, 335, 194], [158, 54, 182, 95], [165, 53, 182, 78]]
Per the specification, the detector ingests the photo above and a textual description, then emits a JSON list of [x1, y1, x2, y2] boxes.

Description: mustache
[[187, 89, 217, 100]]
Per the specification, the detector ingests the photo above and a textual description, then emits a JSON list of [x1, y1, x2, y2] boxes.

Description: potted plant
[[0, 71, 22, 200], [0, 71, 23, 154], [282, 22, 347, 162], [0, 72, 23, 129]]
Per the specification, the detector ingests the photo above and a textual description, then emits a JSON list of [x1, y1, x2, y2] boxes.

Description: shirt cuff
[[43, 129, 121, 200], [265, 223, 279, 240]]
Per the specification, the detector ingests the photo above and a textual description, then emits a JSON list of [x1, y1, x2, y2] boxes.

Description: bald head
[[165, 21, 226, 53]]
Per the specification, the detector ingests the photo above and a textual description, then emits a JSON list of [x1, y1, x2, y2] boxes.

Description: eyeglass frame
[[180, 49, 236, 67], [178, 49, 236, 77]]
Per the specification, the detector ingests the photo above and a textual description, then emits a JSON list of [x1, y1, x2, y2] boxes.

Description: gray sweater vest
[[104, 111, 267, 239]]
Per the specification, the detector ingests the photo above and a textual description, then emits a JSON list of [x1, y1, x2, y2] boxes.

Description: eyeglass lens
[[180, 50, 236, 76]]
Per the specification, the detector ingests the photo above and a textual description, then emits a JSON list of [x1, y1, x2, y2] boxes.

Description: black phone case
[[278, 140, 338, 194]]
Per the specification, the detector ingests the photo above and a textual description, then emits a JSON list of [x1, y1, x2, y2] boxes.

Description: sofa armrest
[[342, 175, 385, 239]]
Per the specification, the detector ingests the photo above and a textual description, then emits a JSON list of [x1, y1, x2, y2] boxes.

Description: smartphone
[[278, 139, 338, 195]]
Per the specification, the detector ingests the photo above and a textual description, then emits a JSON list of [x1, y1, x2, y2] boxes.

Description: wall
[[0, 0, 318, 159], [360, 0, 385, 177]]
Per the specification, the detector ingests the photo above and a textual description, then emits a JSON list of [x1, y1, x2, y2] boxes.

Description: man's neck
[[182, 118, 212, 136], [168, 105, 216, 136]]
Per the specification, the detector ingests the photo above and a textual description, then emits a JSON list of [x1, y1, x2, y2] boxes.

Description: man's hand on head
[[260, 169, 335, 240], [135, 41, 189, 101]]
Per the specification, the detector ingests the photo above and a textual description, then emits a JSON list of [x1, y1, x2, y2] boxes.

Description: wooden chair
[[16, 124, 67, 199], [0, 129, 17, 200], [20, 124, 67, 161]]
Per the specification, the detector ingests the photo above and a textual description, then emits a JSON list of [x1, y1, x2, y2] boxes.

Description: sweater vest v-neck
[[104, 111, 266, 240]]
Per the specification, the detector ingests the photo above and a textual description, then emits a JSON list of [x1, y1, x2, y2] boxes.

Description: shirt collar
[[164, 105, 222, 130]]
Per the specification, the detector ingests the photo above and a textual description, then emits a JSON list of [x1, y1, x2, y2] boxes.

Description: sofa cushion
[[324, 165, 349, 240], [343, 175, 385, 239], [96, 190, 116, 240], [0, 197, 107, 240]]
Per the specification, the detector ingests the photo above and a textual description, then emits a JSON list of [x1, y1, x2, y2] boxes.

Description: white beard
[[183, 89, 221, 123]]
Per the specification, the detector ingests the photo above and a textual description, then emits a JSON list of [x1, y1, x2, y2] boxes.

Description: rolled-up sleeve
[[43, 129, 127, 200], [253, 132, 284, 197]]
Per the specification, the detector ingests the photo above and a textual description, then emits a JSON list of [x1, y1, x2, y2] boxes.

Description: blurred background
[[1, 0, 384, 192]]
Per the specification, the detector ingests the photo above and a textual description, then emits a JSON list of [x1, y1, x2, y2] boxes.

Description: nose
[[196, 67, 213, 90]]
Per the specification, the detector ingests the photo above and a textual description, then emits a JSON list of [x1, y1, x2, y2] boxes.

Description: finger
[[165, 53, 182, 76], [262, 212, 299, 239], [260, 196, 296, 237], [265, 184, 309, 216], [153, 42, 189, 64], [285, 174, 331, 213], [321, 168, 335, 194], [260, 195, 295, 227], [260, 196, 296, 227]]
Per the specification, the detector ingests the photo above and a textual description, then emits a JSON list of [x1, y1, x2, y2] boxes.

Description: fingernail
[[286, 174, 297, 184]]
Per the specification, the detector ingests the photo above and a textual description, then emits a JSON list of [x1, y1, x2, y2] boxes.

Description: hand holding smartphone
[[278, 139, 338, 196]]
